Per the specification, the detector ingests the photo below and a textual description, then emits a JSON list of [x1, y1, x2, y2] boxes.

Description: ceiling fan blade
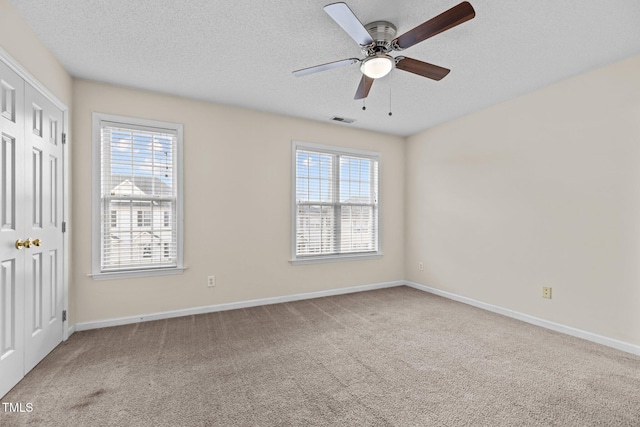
[[324, 2, 374, 46], [392, 1, 475, 50], [395, 57, 450, 80], [293, 58, 360, 77], [354, 75, 374, 99]]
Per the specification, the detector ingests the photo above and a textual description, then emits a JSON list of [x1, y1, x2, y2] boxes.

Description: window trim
[[290, 140, 382, 265], [91, 112, 185, 279]]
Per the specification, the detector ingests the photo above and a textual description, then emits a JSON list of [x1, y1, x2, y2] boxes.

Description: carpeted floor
[[1, 286, 639, 426]]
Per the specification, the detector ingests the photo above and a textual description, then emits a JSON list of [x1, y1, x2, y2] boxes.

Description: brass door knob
[[15, 238, 32, 249], [15, 238, 38, 250]]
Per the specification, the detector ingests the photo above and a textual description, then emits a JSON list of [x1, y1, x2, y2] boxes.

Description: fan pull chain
[[389, 84, 393, 116], [362, 99, 366, 111]]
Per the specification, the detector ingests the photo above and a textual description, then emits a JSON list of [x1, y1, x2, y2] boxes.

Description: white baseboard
[[405, 281, 640, 356], [66, 324, 76, 340], [74, 280, 404, 332]]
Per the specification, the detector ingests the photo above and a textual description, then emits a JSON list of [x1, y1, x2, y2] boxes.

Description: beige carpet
[[1, 286, 639, 426]]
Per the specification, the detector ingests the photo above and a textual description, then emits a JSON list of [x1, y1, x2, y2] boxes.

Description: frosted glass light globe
[[360, 55, 394, 79]]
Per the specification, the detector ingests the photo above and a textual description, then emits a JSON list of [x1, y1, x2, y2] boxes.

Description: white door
[[0, 59, 26, 398], [23, 81, 64, 372], [0, 60, 65, 397]]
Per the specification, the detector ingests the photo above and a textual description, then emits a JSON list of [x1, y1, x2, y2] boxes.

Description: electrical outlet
[[542, 286, 552, 299], [418, 262, 424, 271], [208, 276, 216, 287]]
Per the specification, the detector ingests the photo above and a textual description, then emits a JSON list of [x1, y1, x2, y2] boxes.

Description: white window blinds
[[293, 142, 380, 260], [93, 114, 183, 276]]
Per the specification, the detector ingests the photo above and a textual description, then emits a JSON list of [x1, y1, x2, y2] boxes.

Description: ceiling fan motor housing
[[362, 21, 397, 55]]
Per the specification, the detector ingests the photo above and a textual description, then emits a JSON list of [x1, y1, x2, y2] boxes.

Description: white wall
[[72, 80, 405, 324], [405, 54, 640, 346]]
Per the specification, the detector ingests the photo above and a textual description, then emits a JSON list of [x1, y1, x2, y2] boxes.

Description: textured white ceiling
[[8, 0, 640, 136]]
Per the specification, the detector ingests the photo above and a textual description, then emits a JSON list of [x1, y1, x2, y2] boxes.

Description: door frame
[[0, 47, 70, 340]]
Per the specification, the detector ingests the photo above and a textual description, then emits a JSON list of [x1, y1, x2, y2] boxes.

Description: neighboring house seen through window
[[92, 113, 184, 278], [291, 141, 380, 263]]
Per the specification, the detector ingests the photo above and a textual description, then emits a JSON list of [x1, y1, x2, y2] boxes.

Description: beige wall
[[406, 54, 640, 345], [72, 80, 405, 323]]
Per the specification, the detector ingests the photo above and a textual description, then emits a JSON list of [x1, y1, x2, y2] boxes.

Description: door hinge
[[62, 221, 66, 233], [62, 133, 66, 144], [62, 310, 67, 322]]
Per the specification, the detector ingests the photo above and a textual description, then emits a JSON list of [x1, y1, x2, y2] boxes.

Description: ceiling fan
[[293, 2, 476, 100]]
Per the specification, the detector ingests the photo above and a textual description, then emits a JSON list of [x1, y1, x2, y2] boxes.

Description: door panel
[[32, 148, 42, 228], [1, 260, 17, 355], [2, 134, 16, 230], [31, 253, 42, 334], [49, 250, 56, 323], [0, 60, 25, 398], [23, 83, 63, 373], [50, 156, 58, 226]]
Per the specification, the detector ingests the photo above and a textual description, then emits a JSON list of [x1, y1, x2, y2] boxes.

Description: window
[[91, 113, 184, 278], [142, 245, 152, 258], [291, 141, 380, 263], [137, 210, 151, 227]]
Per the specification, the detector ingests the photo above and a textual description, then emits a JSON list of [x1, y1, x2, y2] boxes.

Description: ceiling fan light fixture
[[360, 54, 394, 79]]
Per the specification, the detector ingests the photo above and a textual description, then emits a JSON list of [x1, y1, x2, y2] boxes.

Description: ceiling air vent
[[330, 116, 356, 124]]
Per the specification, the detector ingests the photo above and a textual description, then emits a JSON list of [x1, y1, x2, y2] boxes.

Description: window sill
[[290, 253, 382, 265], [89, 266, 187, 280]]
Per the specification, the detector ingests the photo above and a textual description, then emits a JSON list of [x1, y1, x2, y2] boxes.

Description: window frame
[[91, 112, 185, 279], [290, 141, 382, 265]]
